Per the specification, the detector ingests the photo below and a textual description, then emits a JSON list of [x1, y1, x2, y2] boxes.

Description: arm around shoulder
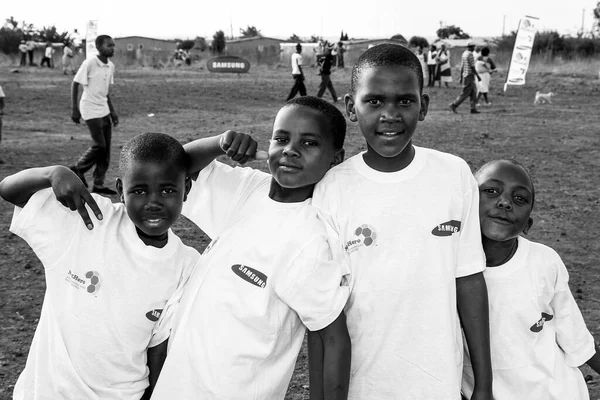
[[142, 339, 168, 400]]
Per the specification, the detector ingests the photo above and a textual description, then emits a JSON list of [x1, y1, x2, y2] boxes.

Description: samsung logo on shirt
[[431, 220, 461, 236], [231, 264, 267, 289]]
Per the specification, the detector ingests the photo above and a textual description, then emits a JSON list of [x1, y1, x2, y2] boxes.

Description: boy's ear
[[330, 148, 345, 168], [419, 93, 430, 121], [115, 178, 124, 203], [183, 176, 192, 202], [523, 217, 534, 235], [344, 94, 357, 122]]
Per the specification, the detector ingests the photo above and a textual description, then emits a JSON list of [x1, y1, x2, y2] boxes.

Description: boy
[[0, 132, 200, 400], [286, 43, 307, 101], [462, 159, 600, 399], [311, 44, 493, 399], [70, 34, 119, 195], [150, 96, 351, 399]]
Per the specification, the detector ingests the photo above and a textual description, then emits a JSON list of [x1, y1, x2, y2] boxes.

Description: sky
[[3, 0, 598, 42]]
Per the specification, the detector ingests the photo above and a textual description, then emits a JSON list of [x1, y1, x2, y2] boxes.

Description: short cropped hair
[[475, 159, 536, 209], [119, 132, 188, 176], [351, 44, 424, 94], [481, 47, 490, 57], [95, 35, 112, 48], [284, 96, 346, 150]]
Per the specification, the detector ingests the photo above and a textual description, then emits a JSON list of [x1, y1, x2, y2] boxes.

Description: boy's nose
[[380, 108, 402, 122], [282, 144, 300, 157], [497, 197, 512, 210]]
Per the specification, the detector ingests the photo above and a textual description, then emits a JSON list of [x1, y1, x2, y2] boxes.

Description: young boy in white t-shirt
[[311, 44, 494, 399], [461, 159, 600, 399], [0, 132, 200, 400], [150, 96, 351, 400]]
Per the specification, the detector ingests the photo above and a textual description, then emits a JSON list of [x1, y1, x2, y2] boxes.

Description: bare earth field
[[0, 63, 599, 399]]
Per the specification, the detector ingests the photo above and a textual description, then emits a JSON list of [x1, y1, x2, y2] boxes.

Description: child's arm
[[184, 130, 267, 176], [308, 311, 351, 400], [71, 81, 81, 123], [142, 339, 168, 400], [456, 272, 493, 400], [586, 343, 600, 374], [107, 94, 118, 127], [0, 96, 4, 115], [0, 166, 102, 229]]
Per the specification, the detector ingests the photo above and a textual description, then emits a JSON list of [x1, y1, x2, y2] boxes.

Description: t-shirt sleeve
[[275, 235, 350, 332], [9, 188, 111, 267], [456, 166, 486, 278], [550, 254, 596, 367], [0, 85, 5, 97], [73, 59, 89, 85], [182, 160, 267, 238]]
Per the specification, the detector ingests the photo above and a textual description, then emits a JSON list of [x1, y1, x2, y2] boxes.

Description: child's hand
[[219, 130, 268, 164], [50, 166, 103, 230], [71, 108, 81, 124]]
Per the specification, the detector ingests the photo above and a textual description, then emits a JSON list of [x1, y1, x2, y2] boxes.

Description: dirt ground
[[0, 63, 599, 399]]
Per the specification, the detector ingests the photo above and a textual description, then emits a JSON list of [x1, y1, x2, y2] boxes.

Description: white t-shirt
[[462, 236, 596, 400], [151, 161, 350, 400], [291, 52, 303, 75], [312, 147, 486, 400], [0, 85, 4, 98], [10, 188, 199, 400], [44, 46, 54, 58], [73, 56, 115, 120]]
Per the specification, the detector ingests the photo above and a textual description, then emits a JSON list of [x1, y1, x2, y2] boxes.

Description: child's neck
[[483, 236, 519, 267], [96, 54, 108, 64], [268, 180, 313, 203], [135, 227, 168, 248], [364, 144, 415, 173]]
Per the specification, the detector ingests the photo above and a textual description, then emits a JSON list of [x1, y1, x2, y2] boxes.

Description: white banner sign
[[504, 15, 539, 91], [85, 20, 98, 60]]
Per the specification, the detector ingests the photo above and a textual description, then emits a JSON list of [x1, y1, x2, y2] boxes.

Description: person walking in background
[[427, 45, 438, 87], [19, 40, 28, 67], [316, 47, 340, 103], [476, 47, 497, 106], [285, 43, 306, 101], [62, 42, 75, 75], [40, 43, 54, 68], [436, 43, 452, 88], [336, 41, 345, 68], [415, 46, 428, 86], [449, 41, 481, 114], [70, 34, 119, 195], [26, 39, 36, 66]]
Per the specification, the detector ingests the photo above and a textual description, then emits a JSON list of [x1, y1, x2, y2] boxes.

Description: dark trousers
[[28, 50, 34, 66], [20, 52, 27, 66], [317, 74, 338, 101], [40, 57, 52, 68], [286, 74, 306, 101], [427, 65, 436, 86], [451, 75, 478, 110], [75, 115, 112, 187]]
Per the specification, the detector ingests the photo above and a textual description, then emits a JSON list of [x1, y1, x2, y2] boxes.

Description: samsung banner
[[85, 20, 99, 60], [504, 15, 539, 91]]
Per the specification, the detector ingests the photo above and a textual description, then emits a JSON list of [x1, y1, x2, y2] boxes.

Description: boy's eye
[[514, 195, 529, 205], [302, 140, 318, 147], [272, 137, 288, 144], [399, 99, 413, 106], [367, 99, 382, 106], [132, 189, 146, 195], [162, 188, 176, 194], [482, 188, 499, 195]]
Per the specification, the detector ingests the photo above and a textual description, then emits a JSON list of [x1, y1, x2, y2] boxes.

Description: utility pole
[[230, 15, 233, 39], [581, 8, 585, 37], [502, 15, 506, 36]]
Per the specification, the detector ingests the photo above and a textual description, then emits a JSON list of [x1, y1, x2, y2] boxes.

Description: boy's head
[[296, 43, 302, 53], [475, 160, 535, 243], [346, 44, 429, 172], [116, 132, 191, 244], [481, 47, 490, 57], [268, 96, 345, 200], [95, 35, 115, 58]]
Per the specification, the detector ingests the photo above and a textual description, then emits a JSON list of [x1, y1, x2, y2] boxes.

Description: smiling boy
[[150, 96, 351, 399], [312, 44, 493, 399], [462, 160, 600, 399], [0, 132, 199, 400]]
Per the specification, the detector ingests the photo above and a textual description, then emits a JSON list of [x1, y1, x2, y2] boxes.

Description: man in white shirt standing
[[285, 43, 307, 101], [70, 34, 119, 195]]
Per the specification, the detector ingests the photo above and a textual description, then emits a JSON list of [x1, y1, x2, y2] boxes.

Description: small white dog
[[534, 91, 555, 104]]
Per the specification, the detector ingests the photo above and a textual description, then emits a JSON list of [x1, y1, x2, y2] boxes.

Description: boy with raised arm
[[311, 44, 493, 399], [150, 96, 351, 400], [0, 132, 199, 400]]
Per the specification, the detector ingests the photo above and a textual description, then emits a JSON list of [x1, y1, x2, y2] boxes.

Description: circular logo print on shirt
[[85, 270, 102, 294], [355, 224, 377, 247]]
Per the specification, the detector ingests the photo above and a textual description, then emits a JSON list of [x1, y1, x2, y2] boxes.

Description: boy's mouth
[[376, 130, 403, 137], [143, 218, 165, 227], [488, 214, 513, 225], [278, 161, 302, 172]]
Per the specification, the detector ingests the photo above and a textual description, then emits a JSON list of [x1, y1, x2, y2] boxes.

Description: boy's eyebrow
[[483, 179, 533, 193], [361, 92, 420, 100]]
